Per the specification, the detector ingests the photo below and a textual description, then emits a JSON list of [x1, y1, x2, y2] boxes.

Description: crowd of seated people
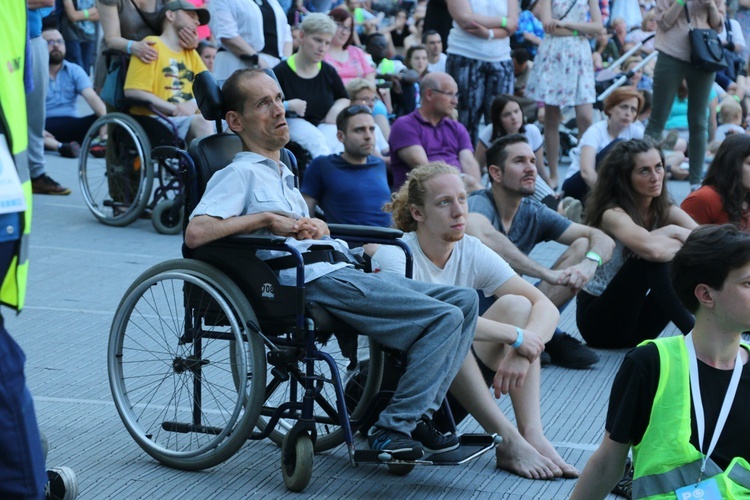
[[28, 0, 750, 494]]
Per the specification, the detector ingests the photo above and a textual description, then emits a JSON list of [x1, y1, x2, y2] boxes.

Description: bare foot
[[524, 431, 579, 479], [495, 434, 562, 480]]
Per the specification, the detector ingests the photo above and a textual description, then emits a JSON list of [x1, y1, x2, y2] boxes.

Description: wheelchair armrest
[[220, 233, 288, 246], [328, 224, 403, 240]]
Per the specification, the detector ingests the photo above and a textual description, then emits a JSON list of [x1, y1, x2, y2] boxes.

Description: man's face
[[366, 35, 388, 60], [339, 112, 375, 159], [228, 74, 289, 152], [491, 142, 537, 196], [707, 260, 750, 332], [413, 173, 467, 243], [425, 76, 459, 118], [300, 31, 333, 63], [424, 34, 442, 58], [43, 30, 65, 64]]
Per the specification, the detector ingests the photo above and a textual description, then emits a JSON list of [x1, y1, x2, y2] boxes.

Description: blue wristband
[[511, 327, 523, 349], [126, 40, 133, 55]]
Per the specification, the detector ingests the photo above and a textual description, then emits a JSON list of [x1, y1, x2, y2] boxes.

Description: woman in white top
[[475, 94, 558, 208], [445, 0, 518, 143], [209, 0, 292, 79], [562, 86, 644, 203]]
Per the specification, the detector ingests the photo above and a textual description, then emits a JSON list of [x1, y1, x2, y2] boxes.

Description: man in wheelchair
[[185, 68, 479, 460], [123, 0, 215, 145]]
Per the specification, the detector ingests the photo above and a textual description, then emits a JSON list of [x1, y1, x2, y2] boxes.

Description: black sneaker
[[31, 174, 71, 195], [58, 141, 80, 158], [46, 466, 78, 500], [540, 351, 552, 367], [545, 332, 599, 369], [367, 426, 424, 460], [612, 457, 633, 498], [412, 416, 459, 454]]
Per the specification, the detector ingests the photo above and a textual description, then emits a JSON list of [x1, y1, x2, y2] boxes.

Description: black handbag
[[685, 4, 727, 72]]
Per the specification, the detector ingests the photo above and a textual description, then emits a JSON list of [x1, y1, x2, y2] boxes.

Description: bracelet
[[83, 8, 90, 18], [487, 28, 494, 40], [511, 327, 524, 349], [572, 29, 579, 36], [501, 16, 507, 28], [585, 251, 603, 267], [126, 40, 133, 55], [676, 0, 685, 5]]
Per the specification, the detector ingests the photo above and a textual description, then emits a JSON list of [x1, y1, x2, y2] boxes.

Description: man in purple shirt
[[388, 72, 482, 191]]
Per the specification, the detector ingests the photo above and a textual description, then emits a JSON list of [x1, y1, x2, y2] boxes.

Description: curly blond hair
[[383, 162, 460, 232]]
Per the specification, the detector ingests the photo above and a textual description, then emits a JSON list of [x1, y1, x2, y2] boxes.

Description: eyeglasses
[[46, 39, 65, 47], [355, 95, 380, 105], [431, 89, 460, 100], [336, 22, 352, 33], [341, 105, 373, 117]]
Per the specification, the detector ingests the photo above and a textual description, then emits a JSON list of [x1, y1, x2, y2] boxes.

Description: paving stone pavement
[[9, 152, 693, 499]]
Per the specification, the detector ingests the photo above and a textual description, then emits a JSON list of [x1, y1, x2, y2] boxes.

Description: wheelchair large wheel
[[108, 259, 266, 471], [79, 113, 154, 226], [255, 336, 384, 452]]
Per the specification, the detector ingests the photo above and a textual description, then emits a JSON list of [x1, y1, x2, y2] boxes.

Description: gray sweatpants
[[27, 35, 49, 180], [304, 266, 478, 434]]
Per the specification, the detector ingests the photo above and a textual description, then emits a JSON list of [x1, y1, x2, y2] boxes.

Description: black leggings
[[576, 257, 695, 349]]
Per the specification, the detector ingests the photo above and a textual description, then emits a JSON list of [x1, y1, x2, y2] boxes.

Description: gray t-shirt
[[467, 189, 571, 255]]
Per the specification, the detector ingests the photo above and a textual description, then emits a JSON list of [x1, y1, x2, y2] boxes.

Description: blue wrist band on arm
[[126, 40, 133, 55], [511, 327, 523, 349]]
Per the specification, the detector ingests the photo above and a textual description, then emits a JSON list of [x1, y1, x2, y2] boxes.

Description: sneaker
[[32, 174, 71, 195], [46, 466, 78, 500], [58, 142, 80, 159], [611, 457, 633, 498], [540, 350, 552, 367], [412, 416, 459, 454], [544, 332, 599, 369], [367, 426, 424, 460]]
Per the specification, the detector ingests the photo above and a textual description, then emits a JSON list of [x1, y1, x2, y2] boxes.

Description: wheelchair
[[107, 71, 498, 492], [78, 53, 189, 234]]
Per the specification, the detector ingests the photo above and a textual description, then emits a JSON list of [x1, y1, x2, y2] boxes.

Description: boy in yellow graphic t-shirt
[[124, 0, 214, 144]]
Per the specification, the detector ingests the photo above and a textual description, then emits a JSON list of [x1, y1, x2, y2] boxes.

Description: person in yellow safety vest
[[571, 224, 750, 500], [0, 2, 76, 498]]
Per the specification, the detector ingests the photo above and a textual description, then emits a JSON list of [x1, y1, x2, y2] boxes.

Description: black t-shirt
[[259, 0, 279, 59], [606, 342, 750, 470], [273, 60, 348, 126]]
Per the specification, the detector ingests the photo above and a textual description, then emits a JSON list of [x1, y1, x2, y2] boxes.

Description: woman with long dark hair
[[681, 133, 750, 229], [576, 139, 697, 348]]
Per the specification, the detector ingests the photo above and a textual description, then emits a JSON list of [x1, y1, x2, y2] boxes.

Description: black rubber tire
[[151, 199, 183, 235], [108, 259, 266, 470], [79, 112, 154, 226]]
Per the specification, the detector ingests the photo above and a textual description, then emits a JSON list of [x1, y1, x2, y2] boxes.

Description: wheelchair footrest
[[353, 433, 500, 466]]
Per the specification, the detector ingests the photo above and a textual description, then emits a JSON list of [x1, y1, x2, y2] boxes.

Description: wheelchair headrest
[[194, 71, 224, 122]]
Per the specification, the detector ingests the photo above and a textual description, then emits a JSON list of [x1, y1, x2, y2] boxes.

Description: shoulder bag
[[685, 4, 727, 72]]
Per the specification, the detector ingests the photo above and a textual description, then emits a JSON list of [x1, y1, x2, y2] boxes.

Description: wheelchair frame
[[107, 70, 498, 493], [78, 52, 189, 234]]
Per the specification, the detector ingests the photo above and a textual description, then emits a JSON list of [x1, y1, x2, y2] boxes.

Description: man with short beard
[[301, 105, 391, 226], [42, 28, 106, 158]]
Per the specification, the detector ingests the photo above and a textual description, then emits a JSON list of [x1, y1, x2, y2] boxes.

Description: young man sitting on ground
[[466, 135, 614, 369], [184, 68, 479, 460], [301, 105, 391, 226], [571, 224, 750, 499], [373, 162, 579, 479], [123, 0, 215, 145]]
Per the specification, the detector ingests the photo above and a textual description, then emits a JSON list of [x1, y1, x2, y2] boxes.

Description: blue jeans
[[0, 241, 46, 499]]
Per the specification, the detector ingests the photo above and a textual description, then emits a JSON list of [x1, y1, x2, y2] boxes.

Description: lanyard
[[684, 333, 743, 482]]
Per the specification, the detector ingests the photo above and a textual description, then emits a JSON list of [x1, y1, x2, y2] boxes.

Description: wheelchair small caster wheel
[[152, 199, 183, 235], [377, 452, 392, 462], [281, 432, 313, 492], [387, 463, 415, 476]]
